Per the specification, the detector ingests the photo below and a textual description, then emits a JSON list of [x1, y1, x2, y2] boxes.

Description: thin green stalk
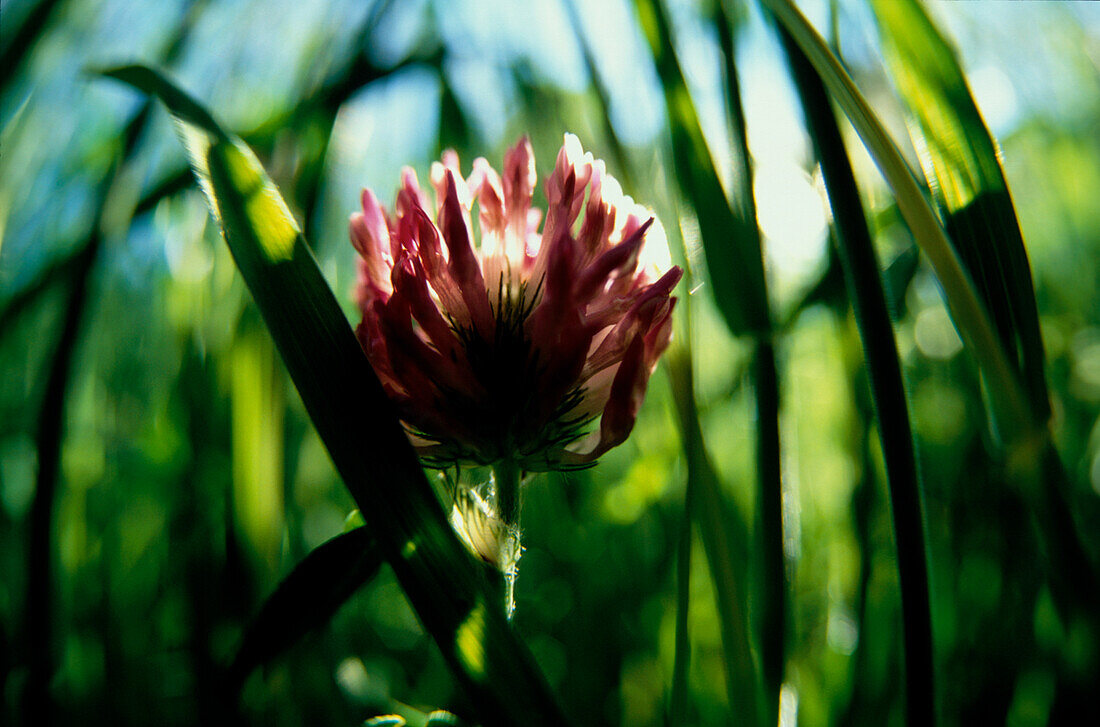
[[714, 5, 786, 718], [491, 459, 523, 619], [779, 26, 934, 726], [563, 0, 635, 191], [667, 472, 694, 722]]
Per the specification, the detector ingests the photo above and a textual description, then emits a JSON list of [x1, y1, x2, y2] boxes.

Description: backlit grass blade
[[634, 0, 770, 337], [778, 28, 935, 726], [100, 64, 568, 726], [760, 0, 1034, 448], [870, 0, 1049, 422]]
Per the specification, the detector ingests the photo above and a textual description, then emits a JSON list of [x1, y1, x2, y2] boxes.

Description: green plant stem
[[779, 26, 935, 726], [493, 459, 522, 531]]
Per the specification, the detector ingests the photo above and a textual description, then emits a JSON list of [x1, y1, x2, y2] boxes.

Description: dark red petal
[[392, 259, 460, 360], [575, 218, 652, 303], [396, 167, 430, 219], [643, 297, 677, 365], [598, 333, 648, 451], [439, 170, 494, 336], [526, 228, 578, 349]]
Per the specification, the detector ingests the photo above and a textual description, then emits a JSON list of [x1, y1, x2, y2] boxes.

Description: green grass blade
[[563, 0, 635, 190], [667, 346, 760, 726], [99, 64, 568, 726], [871, 0, 1100, 625], [760, 0, 1035, 448], [710, 7, 787, 718], [634, 0, 770, 337], [227, 527, 382, 692], [778, 28, 935, 726], [667, 497, 693, 723], [870, 0, 1049, 422]]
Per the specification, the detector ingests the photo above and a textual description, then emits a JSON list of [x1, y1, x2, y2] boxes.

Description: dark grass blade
[[0, 0, 64, 90], [870, 0, 1049, 422], [21, 184, 108, 726], [634, 0, 769, 337], [99, 65, 568, 726], [778, 27, 935, 727], [227, 527, 382, 692]]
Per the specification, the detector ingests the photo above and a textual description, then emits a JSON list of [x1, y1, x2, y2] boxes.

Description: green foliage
[[3, 2, 1099, 726]]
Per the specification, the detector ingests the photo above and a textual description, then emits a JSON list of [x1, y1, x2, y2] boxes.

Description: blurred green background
[[2, 0, 1100, 725]]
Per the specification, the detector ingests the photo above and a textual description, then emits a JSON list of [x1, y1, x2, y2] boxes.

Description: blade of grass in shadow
[[778, 27, 935, 726], [227, 527, 382, 692], [21, 185, 107, 726], [565, 13, 705, 716], [760, 0, 1034, 449], [20, 9, 205, 720], [870, 0, 1048, 421], [99, 65, 568, 727], [0, 0, 64, 90], [0, 247, 85, 343], [563, 0, 636, 190]]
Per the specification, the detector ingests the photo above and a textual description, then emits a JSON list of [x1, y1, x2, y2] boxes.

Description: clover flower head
[[351, 134, 682, 471]]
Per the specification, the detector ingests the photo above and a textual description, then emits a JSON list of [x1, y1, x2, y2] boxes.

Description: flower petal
[[598, 332, 648, 449], [439, 170, 495, 337], [503, 136, 536, 233], [350, 189, 394, 303]]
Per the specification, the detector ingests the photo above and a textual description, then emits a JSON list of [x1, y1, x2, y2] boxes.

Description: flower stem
[[494, 459, 522, 530], [492, 459, 523, 618]]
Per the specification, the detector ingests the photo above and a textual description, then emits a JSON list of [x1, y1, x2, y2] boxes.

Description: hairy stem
[[492, 459, 523, 618]]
